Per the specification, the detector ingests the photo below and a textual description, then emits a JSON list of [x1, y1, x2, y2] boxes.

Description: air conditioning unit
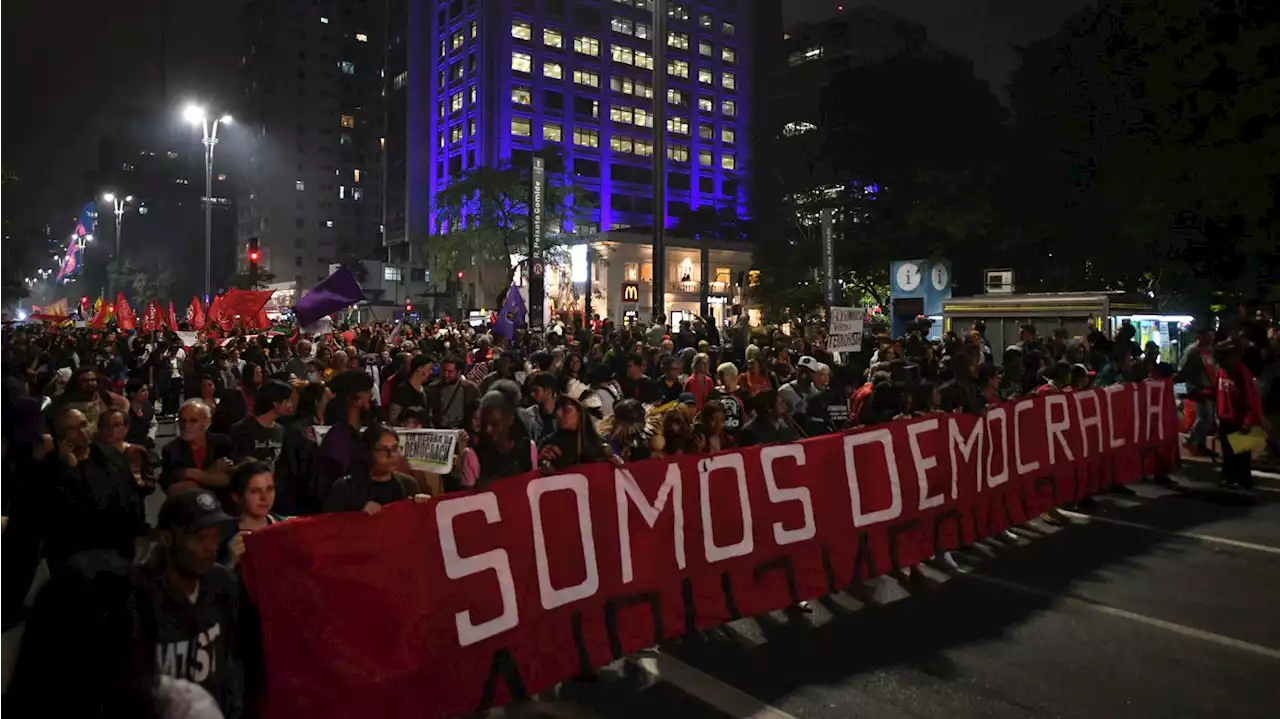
[[984, 269, 1015, 294]]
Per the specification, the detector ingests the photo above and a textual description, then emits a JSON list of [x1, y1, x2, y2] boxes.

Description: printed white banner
[[828, 306, 865, 353], [311, 426, 458, 474]]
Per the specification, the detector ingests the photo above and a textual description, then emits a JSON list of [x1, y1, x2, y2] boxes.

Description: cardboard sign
[[828, 306, 864, 353], [396, 428, 459, 473]]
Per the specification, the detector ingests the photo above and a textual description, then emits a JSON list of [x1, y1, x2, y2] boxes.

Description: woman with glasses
[[322, 425, 430, 514]]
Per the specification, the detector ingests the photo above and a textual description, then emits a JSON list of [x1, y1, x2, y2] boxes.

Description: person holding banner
[[459, 391, 538, 490], [537, 395, 612, 471], [225, 461, 290, 570], [322, 426, 431, 514]]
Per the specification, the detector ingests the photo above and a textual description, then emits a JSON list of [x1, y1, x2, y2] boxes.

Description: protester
[[538, 395, 612, 471], [426, 355, 478, 429], [1214, 343, 1267, 490], [388, 354, 432, 424], [162, 399, 235, 499], [323, 425, 431, 513], [316, 369, 376, 502], [459, 391, 538, 490]]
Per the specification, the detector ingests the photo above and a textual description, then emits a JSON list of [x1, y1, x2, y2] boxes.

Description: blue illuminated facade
[[409, 0, 754, 237]]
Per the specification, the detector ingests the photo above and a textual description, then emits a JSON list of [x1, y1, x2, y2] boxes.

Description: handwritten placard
[[828, 306, 865, 353]]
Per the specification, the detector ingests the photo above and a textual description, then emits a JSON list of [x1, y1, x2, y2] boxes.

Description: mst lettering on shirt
[[156, 622, 223, 684]]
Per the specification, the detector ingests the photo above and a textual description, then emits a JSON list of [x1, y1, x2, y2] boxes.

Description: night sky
[[4, 0, 1084, 248]]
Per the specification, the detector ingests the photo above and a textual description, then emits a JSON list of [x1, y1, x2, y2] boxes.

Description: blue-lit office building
[[391, 0, 761, 258]]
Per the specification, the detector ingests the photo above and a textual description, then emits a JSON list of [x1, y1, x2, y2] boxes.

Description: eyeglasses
[[373, 445, 401, 456]]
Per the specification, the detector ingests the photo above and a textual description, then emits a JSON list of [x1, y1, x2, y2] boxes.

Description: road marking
[[635, 652, 799, 719], [969, 573, 1280, 660], [1057, 510, 1280, 555]]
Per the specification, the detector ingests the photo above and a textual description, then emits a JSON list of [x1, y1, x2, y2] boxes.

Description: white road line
[[969, 573, 1280, 660], [1057, 510, 1280, 555], [635, 653, 799, 719]]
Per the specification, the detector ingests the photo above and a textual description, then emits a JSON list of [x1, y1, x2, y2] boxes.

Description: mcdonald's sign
[[621, 282, 640, 303]]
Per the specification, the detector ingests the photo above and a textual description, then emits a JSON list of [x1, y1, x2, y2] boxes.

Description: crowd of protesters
[[2, 304, 1278, 717]]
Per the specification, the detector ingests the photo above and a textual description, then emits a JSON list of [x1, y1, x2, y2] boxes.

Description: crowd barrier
[[241, 381, 1179, 719]]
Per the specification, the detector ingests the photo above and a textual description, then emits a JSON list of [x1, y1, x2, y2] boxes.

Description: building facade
[[389, 0, 761, 264], [237, 0, 388, 292]]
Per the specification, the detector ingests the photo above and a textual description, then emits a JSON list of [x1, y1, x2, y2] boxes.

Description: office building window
[[635, 50, 654, 69], [610, 135, 634, 154], [511, 21, 532, 40], [573, 36, 600, 56], [699, 40, 712, 57], [544, 28, 563, 47], [698, 96, 713, 112], [721, 127, 735, 144], [722, 47, 737, 64], [439, 40, 447, 57], [512, 85, 532, 105], [544, 61, 563, 79], [722, 71, 736, 89], [611, 17, 633, 35], [450, 125, 463, 143], [635, 138, 653, 156], [636, 21, 651, 39], [384, 265, 403, 282], [341, 114, 355, 127], [356, 32, 368, 42], [469, 118, 477, 136], [451, 63, 464, 80], [668, 3, 689, 21], [699, 149, 713, 167], [611, 45, 634, 65], [470, 85, 476, 103], [470, 20, 477, 38], [573, 127, 600, 148], [722, 153, 736, 170], [573, 69, 599, 87], [698, 68, 712, 85], [722, 99, 736, 117], [611, 104, 635, 124], [393, 71, 409, 89], [668, 59, 688, 78], [511, 117, 532, 137], [668, 143, 689, 162], [451, 30, 465, 50], [438, 101, 446, 117], [668, 32, 689, 49], [634, 107, 653, 126], [450, 91, 464, 112], [296, 180, 305, 191], [574, 96, 600, 118], [722, 21, 735, 36], [544, 122, 562, 142], [512, 51, 532, 72], [354, 169, 362, 183], [668, 88, 685, 105], [667, 115, 689, 134], [340, 61, 355, 74], [700, 13, 713, 28], [698, 123, 713, 139]]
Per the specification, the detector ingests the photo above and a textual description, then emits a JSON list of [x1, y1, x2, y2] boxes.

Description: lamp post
[[184, 104, 232, 301], [102, 192, 132, 298]]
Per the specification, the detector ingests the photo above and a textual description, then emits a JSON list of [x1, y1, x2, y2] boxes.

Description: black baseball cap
[[157, 489, 235, 534]]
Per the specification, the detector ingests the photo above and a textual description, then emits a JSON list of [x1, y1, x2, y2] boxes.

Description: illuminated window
[[450, 125, 463, 143], [470, 86, 476, 103], [611, 45, 634, 65], [783, 121, 817, 136], [700, 14, 713, 28], [668, 59, 688, 78], [320, 16, 329, 24], [511, 21, 532, 40], [721, 127, 735, 144], [451, 31, 465, 50], [296, 180, 305, 191], [544, 122, 562, 142], [573, 127, 599, 148], [353, 188, 364, 201], [789, 47, 822, 66], [544, 28, 563, 48], [340, 114, 355, 128], [699, 149, 713, 167], [326, 220, 335, 228], [667, 116, 689, 134], [722, 47, 737, 64], [721, 153, 736, 170], [471, 20, 477, 38], [451, 63, 464, 80], [611, 17, 633, 35], [355, 32, 368, 42], [468, 119, 476, 136], [634, 107, 653, 127], [722, 21, 735, 36], [511, 117, 532, 137], [340, 60, 355, 74], [573, 69, 599, 87], [722, 99, 737, 117], [611, 135, 634, 154], [437, 101, 445, 117], [698, 68, 713, 85], [698, 96, 713, 112], [439, 40, 447, 57], [611, 105, 635, 124], [668, 32, 689, 50], [384, 265, 403, 282], [393, 71, 409, 89], [353, 169, 362, 183], [668, 143, 689, 162], [512, 85, 532, 105], [699, 41, 712, 57], [573, 36, 600, 56], [450, 91, 463, 112], [635, 138, 653, 156], [511, 51, 532, 73], [722, 72, 736, 90], [668, 4, 689, 21], [438, 132, 445, 148], [544, 61, 563, 79], [635, 50, 654, 70], [668, 88, 685, 105], [698, 123, 713, 139]]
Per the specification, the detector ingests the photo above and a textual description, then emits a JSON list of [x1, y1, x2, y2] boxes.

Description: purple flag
[[294, 266, 366, 327], [493, 285, 527, 341]]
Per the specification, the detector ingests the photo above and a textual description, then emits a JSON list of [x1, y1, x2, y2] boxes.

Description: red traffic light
[[405, 304, 413, 312], [456, 271, 464, 279], [249, 251, 260, 262]]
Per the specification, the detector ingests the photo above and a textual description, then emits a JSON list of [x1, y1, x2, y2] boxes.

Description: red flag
[[88, 300, 110, 329], [168, 301, 180, 330], [220, 289, 273, 329], [141, 300, 161, 333], [206, 294, 227, 332], [252, 308, 271, 330], [188, 296, 206, 331], [114, 293, 137, 331]]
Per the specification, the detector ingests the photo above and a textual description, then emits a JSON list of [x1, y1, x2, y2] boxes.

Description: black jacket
[[160, 433, 235, 492], [740, 415, 805, 447], [36, 446, 149, 567], [322, 472, 420, 513]]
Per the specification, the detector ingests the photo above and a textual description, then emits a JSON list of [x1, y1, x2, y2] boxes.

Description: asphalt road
[[5, 431, 1279, 719]]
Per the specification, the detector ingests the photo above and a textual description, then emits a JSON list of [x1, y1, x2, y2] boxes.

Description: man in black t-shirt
[[388, 355, 432, 424], [228, 379, 293, 466], [619, 353, 661, 404]]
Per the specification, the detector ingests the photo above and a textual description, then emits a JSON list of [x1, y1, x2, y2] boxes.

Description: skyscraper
[[387, 0, 762, 263], [238, 0, 386, 291]]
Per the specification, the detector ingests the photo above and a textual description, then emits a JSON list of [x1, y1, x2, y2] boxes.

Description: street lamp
[[184, 103, 233, 300], [102, 192, 133, 297]]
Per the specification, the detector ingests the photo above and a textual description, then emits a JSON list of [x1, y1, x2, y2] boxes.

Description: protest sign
[[395, 428, 459, 473], [828, 306, 864, 353], [243, 381, 1178, 719]]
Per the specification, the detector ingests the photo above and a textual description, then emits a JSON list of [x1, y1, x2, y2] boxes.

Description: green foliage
[[108, 258, 174, 301]]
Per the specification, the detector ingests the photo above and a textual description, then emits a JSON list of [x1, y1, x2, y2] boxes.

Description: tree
[[428, 149, 597, 308], [108, 258, 174, 301], [1009, 0, 1280, 308]]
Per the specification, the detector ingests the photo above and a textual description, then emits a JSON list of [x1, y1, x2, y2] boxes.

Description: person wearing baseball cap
[[778, 356, 823, 419], [141, 489, 254, 718]]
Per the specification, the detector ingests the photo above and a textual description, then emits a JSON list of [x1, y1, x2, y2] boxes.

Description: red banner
[[167, 300, 180, 330], [141, 299, 162, 332], [242, 382, 1179, 719], [189, 296, 206, 331], [114, 292, 136, 331]]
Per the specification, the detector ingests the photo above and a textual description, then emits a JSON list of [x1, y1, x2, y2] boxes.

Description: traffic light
[[456, 271, 464, 280], [405, 298, 414, 313], [247, 237, 261, 266]]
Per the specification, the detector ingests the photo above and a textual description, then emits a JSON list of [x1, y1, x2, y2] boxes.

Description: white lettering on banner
[[699, 454, 755, 562], [1045, 395, 1075, 464], [1074, 390, 1104, 456], [437, 495, 519, 646], [1013, 400, 1042, 476], [1132, 385, 1140, 447], [845, 429, 903, 527], [907, 419, 944, 510], [949, 417, 985, 498], [828, 306, 865, 354], [760, 444, 816, 545], [1144, 381, 1165, 442], [1103, 384, 1128, 449], [985, 407, 1010, 488], [529, 474, 600, 610], [616, 465, 685, 585]]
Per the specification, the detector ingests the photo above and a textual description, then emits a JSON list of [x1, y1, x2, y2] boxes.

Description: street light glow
[[103, 192, 115, 203], [184, 104, 207, 124], [125, 195, 133, 202], [220, 114, 233, 124]]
